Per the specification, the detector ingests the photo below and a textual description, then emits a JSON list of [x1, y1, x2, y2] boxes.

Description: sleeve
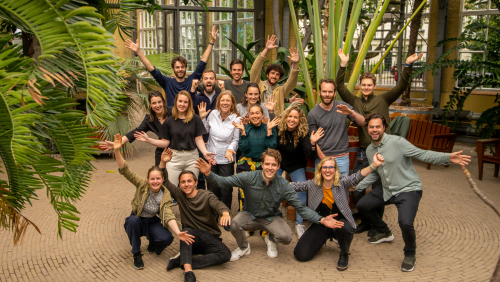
[[161, 192, 177, 226], [125, 115, 151, 143], [189, 61, 207, 80], [335, 66, 357, 106], [202, 114, 210, 132], [347, 105, 359, 122], [207, 192, 230, 215], [339, 170, 365, 191], [307, 113, 317, 135], [269, 112, 275, 120], [118, 161, 147, 188], [396, 137, 451, 165], [281, 68, 299, 96], [290, 179, 315, 192], [284, 183, 322, 224], [261, 104, 270, 118], [228, 117, 241, 152], [205, 171, 247, 192], [161, 119, 172, 141], [265, 127, 277, 149], [149, 67, 170, 89], [354, 171, 380, 192], [250, 55, 265, 84], [238, 125, 251, 153], [161, 168, 180, 196], [301, 134, 317, 160], [194, 115, 208, 137], [382, 66, 412, 105]]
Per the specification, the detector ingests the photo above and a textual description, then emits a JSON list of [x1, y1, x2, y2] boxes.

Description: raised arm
[[200, 25, 218, 63], [115, 134, 146, 187], [158, 148, 179, 193], [336, 104, 365, 126], [125, 39, 154, 72], [281, 47, 300, 96], [382, 53, 424, 105], [250, 35, 278, 83], [290, 179, 315, 192], [336, 49, 356, 106], [196, 158, 246, 188], [341, 152, 385, 189]]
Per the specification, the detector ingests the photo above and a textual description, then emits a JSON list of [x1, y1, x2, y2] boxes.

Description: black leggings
[[207, 163, 235, 210], [294, 219, 354, 262]]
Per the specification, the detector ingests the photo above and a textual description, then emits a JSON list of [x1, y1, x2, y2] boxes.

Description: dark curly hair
[[265, 64, 285, 78], [365, 112, 386, 128], [171, 56, 188, 69]]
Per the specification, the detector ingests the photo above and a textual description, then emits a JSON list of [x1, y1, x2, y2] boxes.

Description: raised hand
[[133, 131, 150, 143], [338, 48, 349, 67], [321, 214, 345, 229], [310, 127, 325, 144], [265, 35, 278, 50], [176, 231, 196, 245], [218, 80, 225, 91], [406, 53, 424, 65], [210, 25, 219, 43], [264, 96, 276, 112], [99, 140, 114, 151], [197, 102, 211, 119], [262, 116, 270, 124], [450, 150, 471, 166], [124, 39, 140, 53], [336, 104, 353, 116], [191, 79, 200, 92], [113, 134, 123, 150], [219, 211, 231, 227], [225, 149, 236, 162], [288, 47, 299, 63], [161, 148, 174, 163], [289, 94, 304, 105], [241, 115, 249, 125], [266, 117, 280, 130], [232, 119, 245, 131], [195, 158, 212, 176], [372, 152, 385, 168]]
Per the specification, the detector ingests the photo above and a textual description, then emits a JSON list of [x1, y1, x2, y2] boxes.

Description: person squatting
[[100, 32, 472, 282]]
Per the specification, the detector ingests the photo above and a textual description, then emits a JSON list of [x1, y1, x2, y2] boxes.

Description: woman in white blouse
[[198, 90, 241, 213]]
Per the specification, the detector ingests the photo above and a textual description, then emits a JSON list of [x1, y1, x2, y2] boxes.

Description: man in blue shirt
[[196, 149, 345, 260], [125, 25, 219, 106]]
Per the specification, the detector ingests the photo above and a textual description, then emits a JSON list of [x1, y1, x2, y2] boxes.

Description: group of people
[[100, 29, 471, 281]]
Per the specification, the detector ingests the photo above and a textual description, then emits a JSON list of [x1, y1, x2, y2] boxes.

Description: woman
[[112, 133, 194, 270], [291, 153, 385, 271], [276, 104, 324, 239], [99, 90, 172, 166], [135, 90, 215, 188], [237, 83, 275, 121], [198, 90, 241, 212]]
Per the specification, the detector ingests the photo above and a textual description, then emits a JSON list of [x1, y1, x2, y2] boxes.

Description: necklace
[[286, 131, 294, 144]]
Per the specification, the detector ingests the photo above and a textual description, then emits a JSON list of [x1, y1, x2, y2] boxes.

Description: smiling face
[[320, 82, 336, 105], [286, 109, 300, 131], [360, 78, 376, 98], [367, 118, 385, 142], [321, 160, 336, 182], [150, 96, 164, 115], [147, 170, 163, 193], [266, 69, 281, 86], [173, 61, 187, 79], [219, 94, 233, 114], [176, 94, 190, 114], [179, 173, 198, 198], [230, 63, 243, 82], [262, 155, 280, 180], [202, 71, 216, 94], [245, 86, 260, 105], [248, 105, 263, 126]]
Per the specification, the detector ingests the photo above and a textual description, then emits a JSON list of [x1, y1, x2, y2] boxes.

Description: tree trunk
[[400, 0, 424, 107]]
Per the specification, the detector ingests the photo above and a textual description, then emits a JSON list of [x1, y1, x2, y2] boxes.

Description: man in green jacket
[[355, 113, 471, 272], [336, 49, 423, 236]]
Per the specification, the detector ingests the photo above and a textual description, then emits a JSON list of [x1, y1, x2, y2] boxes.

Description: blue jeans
[[277, 168, 307, 225], [315, 154, 350, 177]]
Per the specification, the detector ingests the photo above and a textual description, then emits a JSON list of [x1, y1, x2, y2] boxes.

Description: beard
[[321, 97, 333, 105], [203, 84, 214, 94], [175, 70, 186, 79]]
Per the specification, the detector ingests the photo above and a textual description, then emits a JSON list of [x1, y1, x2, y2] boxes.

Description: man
[[196, 148, 345, 260], [219, 59, 250, 103], [307, 78, 366, 176], [190, 69, 220, 118], [336, 50, 421, 235], [124, 25, 219, 106], [355, 113, 471, 272], [250, 35, 304, 116], [159, 149, 232, 282]]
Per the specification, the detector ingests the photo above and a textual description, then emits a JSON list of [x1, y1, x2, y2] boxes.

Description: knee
[[183, 227, 195, 233], [274, 231, 292, 245], [342, 221, 355, 235], [398, 220, 414, 231], [356, 201, 369, 213], [219, 246, 231, 263], [294, 248, 312, 262], [125, 215, 141, 228]]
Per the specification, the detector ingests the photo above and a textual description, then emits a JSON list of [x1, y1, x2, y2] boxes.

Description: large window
[[459, 0, 500, 89], [137, 0, 261, 76]]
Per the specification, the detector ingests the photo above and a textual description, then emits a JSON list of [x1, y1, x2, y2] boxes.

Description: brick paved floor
[[1, 142, 500, 282]]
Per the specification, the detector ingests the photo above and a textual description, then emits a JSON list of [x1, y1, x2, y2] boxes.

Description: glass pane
[[493, 0, 499, 9], [166, 13, 174, 53], [463, 0, 489, 10], [462, 15, 487, 51], [211, 0, 233, 7], [211, 12, 233, 75], [238, 0, 254, 9]]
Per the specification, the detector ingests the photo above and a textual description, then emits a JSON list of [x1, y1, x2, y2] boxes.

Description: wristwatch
[[369, 164, 376, 170]]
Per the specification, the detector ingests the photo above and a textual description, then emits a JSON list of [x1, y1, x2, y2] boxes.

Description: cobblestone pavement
[[1, 142, 500, 282]]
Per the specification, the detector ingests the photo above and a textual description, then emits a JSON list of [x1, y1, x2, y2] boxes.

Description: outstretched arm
[[382, 53, 424, 104], [134, 131, 170, 148], [336, 104, 365, 126], [125, 39, 154, 72], [167, 219, 196, 245], [115, 134, 146, 187], [200, 25, 218, 63]]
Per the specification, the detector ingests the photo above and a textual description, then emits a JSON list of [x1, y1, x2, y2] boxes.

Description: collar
[[199, 90, 220, 98], [372, 133, 389, 148], [257, 170, 276, 187], [362, 93, 375, 102]]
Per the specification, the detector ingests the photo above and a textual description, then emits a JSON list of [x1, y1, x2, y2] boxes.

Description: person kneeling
[[112, 134, 194, 270], [290, 154, 384, 270], [160, 149, 232, 282]]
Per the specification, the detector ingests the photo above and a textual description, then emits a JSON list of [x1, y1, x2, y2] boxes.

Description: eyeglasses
[[321, 166, 335, 170]]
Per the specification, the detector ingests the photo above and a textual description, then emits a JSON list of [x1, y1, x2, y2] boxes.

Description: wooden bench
[[406, 120, 458, 170], [476, 138, 500, 180]]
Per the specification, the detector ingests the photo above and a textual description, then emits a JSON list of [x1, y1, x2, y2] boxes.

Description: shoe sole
[[368, 234, 395, 244], [230, 248, 251, 261], [337, 265, 348, 271], [166, 252, 181, 271], [401, 261, 416, 272], [267, 251, 278, 258]]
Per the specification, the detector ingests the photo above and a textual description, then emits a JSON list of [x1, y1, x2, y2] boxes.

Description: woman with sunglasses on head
[[99, 90, 172, 166], [134, 90, 215, 189], [276, 104, 324, 239], [291, 153, 385, 271], [197, 90, 241, 214]]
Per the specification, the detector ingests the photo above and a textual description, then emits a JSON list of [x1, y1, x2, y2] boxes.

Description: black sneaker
[[166, 252, 181, 271], [184, 271, 197, 282], [367, 228, 377, 237], [133, 253, 144, 270], [147, 243, 155, 254], [337, 252, 349, 271], [223, 224, 231, 232], [354, 222, 371, 234], [401, 256, 416, 272], [368, 230, 394, 244]]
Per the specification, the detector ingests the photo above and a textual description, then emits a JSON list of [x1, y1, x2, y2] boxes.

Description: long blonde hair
[[172, 90, 194, 123], [314, 157, 341, 186], [278, 105, 308, 147], [216, 90, 240, 116]]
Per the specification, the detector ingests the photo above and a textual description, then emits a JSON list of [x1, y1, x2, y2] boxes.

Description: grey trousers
[[230, 211, 292, 249]]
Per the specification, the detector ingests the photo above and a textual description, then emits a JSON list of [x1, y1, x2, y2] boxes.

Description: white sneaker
[[245, 231, 251, 237], [295, 224, 305, 240], [264, 234, 278, 258], [230, 245, 251, 261]]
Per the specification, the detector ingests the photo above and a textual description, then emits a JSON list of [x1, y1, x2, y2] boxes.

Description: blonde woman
[[291, 153, 384, 271], [276, 104, 324, 239], [135, 90, 215, 188]]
